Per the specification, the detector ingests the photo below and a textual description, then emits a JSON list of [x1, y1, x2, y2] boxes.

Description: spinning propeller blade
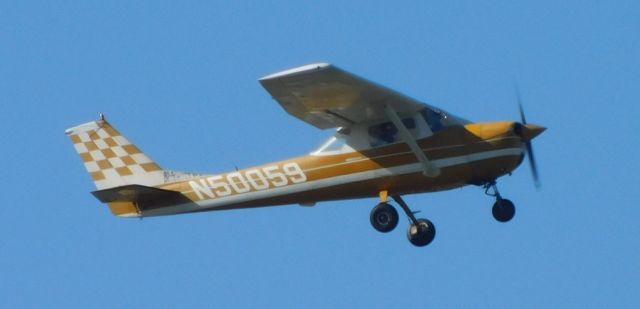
[[515, 86, 542, 189]]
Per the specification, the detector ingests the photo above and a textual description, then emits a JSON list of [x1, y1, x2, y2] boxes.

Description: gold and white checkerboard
[[66, 120, 164, 190]]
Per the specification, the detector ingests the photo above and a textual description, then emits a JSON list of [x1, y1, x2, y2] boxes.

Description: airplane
[[66, 63, 545, 247]]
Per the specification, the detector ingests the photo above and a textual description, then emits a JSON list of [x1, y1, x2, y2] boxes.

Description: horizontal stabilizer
[[92, 185, 191, 212]]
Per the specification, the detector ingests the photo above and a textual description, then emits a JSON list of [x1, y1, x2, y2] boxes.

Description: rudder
[[65, 115, 164, 190]]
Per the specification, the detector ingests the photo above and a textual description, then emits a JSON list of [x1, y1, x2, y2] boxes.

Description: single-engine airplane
[[66, 63, 545, 247]]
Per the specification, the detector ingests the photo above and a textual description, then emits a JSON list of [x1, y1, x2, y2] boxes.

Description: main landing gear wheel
[[370, 203, 399, 233], [391, 195, 437, 247], [492, 199, 515, 222], [407, 218, 436, 247]]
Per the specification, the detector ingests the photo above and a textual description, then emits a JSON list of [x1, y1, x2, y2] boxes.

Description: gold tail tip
[[64, 120, 101, 136]]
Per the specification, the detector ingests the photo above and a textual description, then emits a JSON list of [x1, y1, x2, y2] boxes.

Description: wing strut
[[383, 104, 440, 177]]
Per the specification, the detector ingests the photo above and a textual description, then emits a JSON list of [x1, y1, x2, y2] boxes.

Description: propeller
[[514, 86, 542, 189]]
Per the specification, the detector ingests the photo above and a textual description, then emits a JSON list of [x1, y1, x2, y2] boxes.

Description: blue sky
[[1, 1, 639, 308]]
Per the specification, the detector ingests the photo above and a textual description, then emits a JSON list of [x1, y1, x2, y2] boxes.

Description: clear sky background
[[1, 1, 639, 308]]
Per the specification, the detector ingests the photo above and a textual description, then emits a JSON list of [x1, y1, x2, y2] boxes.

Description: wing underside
[[259, 63, 426, 129]]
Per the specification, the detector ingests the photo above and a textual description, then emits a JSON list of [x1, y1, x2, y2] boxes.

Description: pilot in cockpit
[[369, 122, 398, 147]]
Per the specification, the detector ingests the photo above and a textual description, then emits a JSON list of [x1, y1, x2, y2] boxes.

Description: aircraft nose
[[518, 123, 546, 142]]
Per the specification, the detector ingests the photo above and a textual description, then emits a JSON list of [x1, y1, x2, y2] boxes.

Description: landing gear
[[492, 199, 515, 222], [367, 182, 520, 246], [407, 218, 436, 247], [370, 203, 399, 233], [393, 195, 436, 247], [369, 192, 436, 247], [485, 181, 516, 222]]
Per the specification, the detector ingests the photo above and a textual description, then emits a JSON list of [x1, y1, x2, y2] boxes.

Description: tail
[[65, 115, 164, 191]]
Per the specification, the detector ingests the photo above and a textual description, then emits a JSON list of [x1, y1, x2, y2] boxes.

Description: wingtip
[[259, 62, 332, 81]]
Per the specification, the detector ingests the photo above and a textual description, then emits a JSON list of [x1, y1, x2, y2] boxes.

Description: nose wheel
[[485, 181, 516, 222], [492, 199, 515, 222], [369, 191, 436, 247]]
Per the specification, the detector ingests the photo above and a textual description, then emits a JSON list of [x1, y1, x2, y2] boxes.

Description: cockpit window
[[421, 108, 445, 132], [368, 118, 416, 147]]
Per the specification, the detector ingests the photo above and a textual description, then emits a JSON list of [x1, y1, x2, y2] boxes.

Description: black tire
[[370, 203, 399, 233], [492, 199, 515, 222], [407, 218, 436, 247]]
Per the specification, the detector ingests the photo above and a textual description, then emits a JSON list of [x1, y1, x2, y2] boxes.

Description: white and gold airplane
[[66, 63, 545, 247]]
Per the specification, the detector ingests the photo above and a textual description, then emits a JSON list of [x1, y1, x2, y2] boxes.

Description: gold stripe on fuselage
[[146, 122, 524, 216]]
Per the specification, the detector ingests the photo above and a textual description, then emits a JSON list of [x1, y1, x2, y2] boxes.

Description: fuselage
[[137, 121, 530, 217]]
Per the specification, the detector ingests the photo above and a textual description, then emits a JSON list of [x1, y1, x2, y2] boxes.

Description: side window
[[421, 108, 445, 132], [313, 128, 352, 154], [323, 136, 347, 152], [368, 118, 416, 147]]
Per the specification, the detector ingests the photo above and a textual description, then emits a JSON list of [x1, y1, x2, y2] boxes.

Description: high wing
[[259, 63, 426, 129], [260, 62, 443, 177]]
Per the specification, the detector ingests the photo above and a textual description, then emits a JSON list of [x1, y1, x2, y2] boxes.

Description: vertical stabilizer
[[65, 116, 164, 190]]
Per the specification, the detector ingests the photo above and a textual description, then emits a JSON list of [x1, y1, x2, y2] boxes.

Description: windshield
[[420, 107, 468, 132], [421, 108, 445, 132]]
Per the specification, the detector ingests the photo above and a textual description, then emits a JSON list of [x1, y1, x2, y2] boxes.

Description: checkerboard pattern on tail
[[65, 118, 165, 190]]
